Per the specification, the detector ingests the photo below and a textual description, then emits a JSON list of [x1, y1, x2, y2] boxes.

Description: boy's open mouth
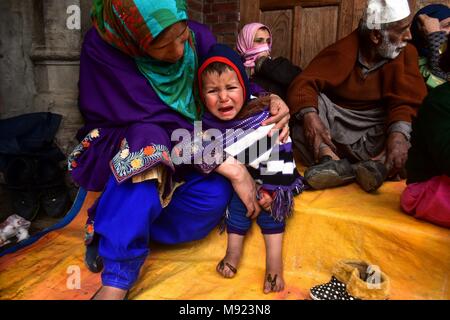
[[218, 106, 234, 113]]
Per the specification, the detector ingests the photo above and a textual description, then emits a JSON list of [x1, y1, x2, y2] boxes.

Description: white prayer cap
[[365, 0, 411, 30]]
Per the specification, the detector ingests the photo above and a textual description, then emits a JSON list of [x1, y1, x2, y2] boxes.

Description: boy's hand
[[257, 188, 273, 212], [215, 157, 261, 219]]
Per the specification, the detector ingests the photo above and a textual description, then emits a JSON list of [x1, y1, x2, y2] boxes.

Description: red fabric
[[197, 56, 247, 105], [401, 175, 450, 228]]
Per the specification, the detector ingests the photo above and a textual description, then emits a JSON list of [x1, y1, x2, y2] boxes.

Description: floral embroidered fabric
[[68, 129, 101, 172], [110, 139, 174, 184]]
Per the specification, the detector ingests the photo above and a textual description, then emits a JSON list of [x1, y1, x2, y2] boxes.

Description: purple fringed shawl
[[181, 107, 306, 222], [68, 21, 216, 192]]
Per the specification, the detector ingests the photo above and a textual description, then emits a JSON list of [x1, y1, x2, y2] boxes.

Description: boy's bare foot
[[216, 233, 244, 278], [263, 233, 285, 294], [263, 270, 285, 294], [92, 286, 128, 300]]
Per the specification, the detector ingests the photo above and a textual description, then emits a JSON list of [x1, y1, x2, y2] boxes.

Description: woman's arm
[[256, 56, 302, 87], [262, 94, 290, 143], [417, 15, 450, 80], [426, 31, 450, 80]]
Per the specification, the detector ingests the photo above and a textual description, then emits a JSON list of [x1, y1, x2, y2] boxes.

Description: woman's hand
[[215, 158, 261, 219], [418, 14, 441, 35], [262, 94, 290, 143]]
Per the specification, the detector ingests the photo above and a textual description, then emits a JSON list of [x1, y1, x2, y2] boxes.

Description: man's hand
[[215, 158, 261, 219], [303, 111, 336, 162], [418, 14, 441, 35], [385, 132, 410, 176], [262, 94, 290, 143]]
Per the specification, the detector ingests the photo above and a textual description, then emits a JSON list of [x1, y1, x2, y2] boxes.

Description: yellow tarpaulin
[[1, 181, 449, 300]]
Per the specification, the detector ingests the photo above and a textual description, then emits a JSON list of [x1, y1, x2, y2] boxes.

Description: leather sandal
[[353, 160, 388, 193], [304, 157, 355, 190]]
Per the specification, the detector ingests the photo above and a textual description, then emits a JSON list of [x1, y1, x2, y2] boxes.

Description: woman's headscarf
[[236, 23, 272, 68], [411, 4, 450, 57], [91, 0, 201, 121]]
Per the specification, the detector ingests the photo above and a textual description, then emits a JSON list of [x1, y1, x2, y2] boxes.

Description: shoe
[[310, 260, 390, 300], [41, 186, 70, 218], [304, 157, 355, 190], [85, 233, 104, 273], [5, 157, 36, 188], [5, 157, 41, 221], [10, 190, 40, 221], [36, 158, 71, 217], [353, 160, 388, 193], [310, 276, 358, 300]]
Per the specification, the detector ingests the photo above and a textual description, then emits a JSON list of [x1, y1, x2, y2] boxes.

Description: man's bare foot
[[263, 233, 285, 294], [216, 233, 244, 278], [92, 286, 128, 300], [318, 146, 339, 162]]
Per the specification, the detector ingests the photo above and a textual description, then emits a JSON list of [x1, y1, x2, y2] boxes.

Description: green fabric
[[91, 0, 201, 121], [407, 82, 450, 183], [91, 0, 105, 31], [418, 57, 446, 90], [135, 32, 200, 121]]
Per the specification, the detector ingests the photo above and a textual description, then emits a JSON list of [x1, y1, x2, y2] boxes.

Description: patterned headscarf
[[236, 23, 272, 68], [411, 4, 450, 57], [91, 0, 201, 121]]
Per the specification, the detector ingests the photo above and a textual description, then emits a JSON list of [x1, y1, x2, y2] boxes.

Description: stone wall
[[0, 0, 87, 157], [0, 0, 36, 119]]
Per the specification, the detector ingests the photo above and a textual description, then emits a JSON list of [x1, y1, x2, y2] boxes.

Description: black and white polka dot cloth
[[309, 276, 358, 300]]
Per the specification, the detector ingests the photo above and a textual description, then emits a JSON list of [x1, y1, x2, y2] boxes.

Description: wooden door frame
[[240, 0, 355, 66], [240, 0, 355, 39]]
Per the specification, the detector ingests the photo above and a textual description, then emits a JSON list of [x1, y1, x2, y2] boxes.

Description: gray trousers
[[292, 94, 387, 166]]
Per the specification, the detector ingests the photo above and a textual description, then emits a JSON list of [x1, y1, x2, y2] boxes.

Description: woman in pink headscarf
[[236, 23, 302, 100], [236, 23, 273, 74]]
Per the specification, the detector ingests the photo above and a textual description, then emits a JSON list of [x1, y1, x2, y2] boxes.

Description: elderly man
[[288, 0, 427, 192]]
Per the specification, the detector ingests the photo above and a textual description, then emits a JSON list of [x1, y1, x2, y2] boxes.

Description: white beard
[[377, 31, 407, 60]]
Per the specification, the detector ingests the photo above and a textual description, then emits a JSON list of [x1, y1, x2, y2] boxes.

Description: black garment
[[0, 112, 65, 170], [406, 82, 450, 184], [0, 112, 69, 220], [251, 56, 302, 101]]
